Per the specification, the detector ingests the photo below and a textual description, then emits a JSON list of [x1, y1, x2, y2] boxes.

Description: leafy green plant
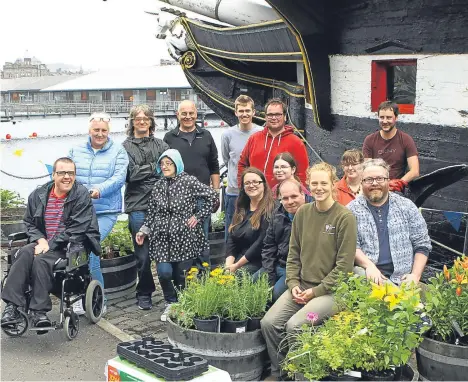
[[101, 219, 134, 259], [0, 189, 25, 209], [240, 270, 271, 318], [425, 256, 468, 342], [211, 210, 225, 231]]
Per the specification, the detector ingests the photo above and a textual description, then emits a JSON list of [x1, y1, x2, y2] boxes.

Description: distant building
[[2, 55, 50, 79]]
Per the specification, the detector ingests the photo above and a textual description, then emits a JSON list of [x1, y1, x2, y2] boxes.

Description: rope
[[0, 169, 50, 180]]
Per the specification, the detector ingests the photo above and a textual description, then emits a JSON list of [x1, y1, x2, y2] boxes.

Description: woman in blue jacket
[[69, 112, 129, 311]]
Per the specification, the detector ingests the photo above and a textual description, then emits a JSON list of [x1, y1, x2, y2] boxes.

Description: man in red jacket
[[237, 98, 309, 188]]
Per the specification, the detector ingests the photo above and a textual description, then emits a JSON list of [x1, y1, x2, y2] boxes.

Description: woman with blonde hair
[[261, 162, 357, 381], [225, 167, 275, 274], [335, 149, 364, 206]]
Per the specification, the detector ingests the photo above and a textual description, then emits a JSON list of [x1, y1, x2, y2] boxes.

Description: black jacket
[[226, 211, 270, 270], [261, 204, 293, 286], [163, 127, 219, 186], [122, 136, 169, 213], [23, 181, 101, 255]]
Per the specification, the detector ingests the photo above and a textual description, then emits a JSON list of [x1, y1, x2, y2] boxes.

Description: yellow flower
[[369, 284, 386, 300], [202, 262, 209, 268], [210, 268, 223, 277], [217, 279, 226, 285], [186, 275, 194, 280], [384, 293, 401, 310], [188, 267, 198, 274]]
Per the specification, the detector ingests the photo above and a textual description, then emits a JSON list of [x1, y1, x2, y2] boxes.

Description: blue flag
[[443, 211, 463, 232]]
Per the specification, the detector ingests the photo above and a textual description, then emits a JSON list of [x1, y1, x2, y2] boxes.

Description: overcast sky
[[0, 0, 171, 70]]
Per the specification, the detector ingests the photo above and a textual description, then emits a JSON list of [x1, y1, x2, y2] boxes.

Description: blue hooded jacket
[[157, 149, 185, 176], [69, 136, 129, 214]]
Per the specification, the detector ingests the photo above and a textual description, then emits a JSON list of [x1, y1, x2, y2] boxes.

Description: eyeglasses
[[266, 113, 283, 119], [274, 165, 291, 170], [160, 161, 174, 168], [244, 180, 264, 187], [90, 117, 110, 123], [132, 117, 151, 123], [362, 177, 389, 185], [55, 171, 76, 177]]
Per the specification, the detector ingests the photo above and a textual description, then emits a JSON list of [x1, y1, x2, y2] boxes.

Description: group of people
[[1, 96, 431, 379]]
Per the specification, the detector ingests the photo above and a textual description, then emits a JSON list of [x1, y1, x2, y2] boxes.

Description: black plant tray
[[117, 337, 208, 381]]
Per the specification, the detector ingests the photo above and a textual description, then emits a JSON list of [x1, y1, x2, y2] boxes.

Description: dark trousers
[[2, 243, 65, 312], [156, 259, 194, 303], [128, 211, 156, 296]]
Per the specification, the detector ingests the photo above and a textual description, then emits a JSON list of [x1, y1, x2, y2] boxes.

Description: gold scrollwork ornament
[[181, 51, 196, 69]]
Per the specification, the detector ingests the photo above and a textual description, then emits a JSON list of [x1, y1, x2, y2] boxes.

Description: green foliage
[[284, 274, 429, 380], [241, 270, 272, 318], [211, 210, 225, 231], [101, 219, 134, 259], [425, 256, 468, 342], [0, 189, 25, 209]]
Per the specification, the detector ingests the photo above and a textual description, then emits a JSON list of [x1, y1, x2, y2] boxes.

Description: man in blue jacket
[[69, 112, 129, 313]]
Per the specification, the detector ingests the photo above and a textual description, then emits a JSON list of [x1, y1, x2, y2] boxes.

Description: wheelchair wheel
[[64, 314, 79, 340], [0, 277, 5, 292], [2, 309, 29, 337], [85, 280, 104, 323]]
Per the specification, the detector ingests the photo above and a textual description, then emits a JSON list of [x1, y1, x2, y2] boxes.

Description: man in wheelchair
[[1, 157, 101, 331]]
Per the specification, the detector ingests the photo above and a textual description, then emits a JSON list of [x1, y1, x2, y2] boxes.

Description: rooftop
[[0, 75, 82, 92], [42, 65, 190, 92]]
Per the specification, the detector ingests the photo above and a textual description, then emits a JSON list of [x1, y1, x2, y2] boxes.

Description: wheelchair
[[1, 232, 104, 340]]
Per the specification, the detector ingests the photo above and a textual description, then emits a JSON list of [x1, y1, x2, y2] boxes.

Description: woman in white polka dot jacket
[[136, 149, 218, 313]]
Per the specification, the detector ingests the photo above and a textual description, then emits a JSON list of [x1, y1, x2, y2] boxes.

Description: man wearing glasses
[[238, 98, 309, 188], [123, 105, 169, 310], [1, 158, 100, 330], [347, 158, 431, 286]]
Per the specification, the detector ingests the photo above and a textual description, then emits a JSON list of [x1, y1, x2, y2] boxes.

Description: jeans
[[156, 259, 194, 303], [253, 265, 287, 302], [128, 211, 156, 296], [224, 194, 237, 242], [89, 213, 118, 300]]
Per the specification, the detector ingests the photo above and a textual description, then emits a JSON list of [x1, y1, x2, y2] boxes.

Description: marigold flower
[[456, 286, 462, 296], [186, 275, 194, 280], [202, 262, 209, 268]]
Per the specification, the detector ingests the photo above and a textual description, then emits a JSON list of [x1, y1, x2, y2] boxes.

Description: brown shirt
[[362, 129, 418, 179]]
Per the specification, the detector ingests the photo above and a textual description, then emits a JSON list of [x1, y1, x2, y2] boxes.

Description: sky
[[0, 0, 171, 70]]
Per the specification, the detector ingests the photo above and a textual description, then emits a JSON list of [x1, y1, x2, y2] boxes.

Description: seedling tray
[[117, 337, 208, 381]]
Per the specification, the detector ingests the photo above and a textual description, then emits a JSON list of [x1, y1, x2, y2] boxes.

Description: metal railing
[[1, 100, 212, 118]]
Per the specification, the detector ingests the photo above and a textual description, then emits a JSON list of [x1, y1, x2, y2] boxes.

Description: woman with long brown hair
[[225, 167, 276, 274]]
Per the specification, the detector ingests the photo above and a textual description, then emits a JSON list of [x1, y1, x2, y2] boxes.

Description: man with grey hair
[[123, 105, 169, 310], [347, 158, 431, 286]]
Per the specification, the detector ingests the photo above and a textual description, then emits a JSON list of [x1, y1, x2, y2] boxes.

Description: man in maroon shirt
[[362, 101, 420, 191], [1, 158, 100, 331]]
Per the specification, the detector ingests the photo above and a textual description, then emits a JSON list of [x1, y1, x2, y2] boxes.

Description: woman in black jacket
[[225, 167, 275, 274]]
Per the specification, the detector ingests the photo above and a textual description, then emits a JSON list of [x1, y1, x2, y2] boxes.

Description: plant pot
[[193, 316, 220, 332], [416, 335, 468, 381], [247, 317, 262, 331], [100, 252, 137, 300], [361, 369, 395, 381], [222, 318, 249, 333], [208, 230, 225, 267], [327, 371, 360, 381]]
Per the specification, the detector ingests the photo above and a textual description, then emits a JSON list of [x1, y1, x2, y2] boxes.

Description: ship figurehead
[[154, 10, 191, 61]]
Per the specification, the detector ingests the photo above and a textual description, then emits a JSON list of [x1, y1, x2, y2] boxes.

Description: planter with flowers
[[166, 267, 271, 381], [417, 256, 468, 381], [284, 274, 428, 381]]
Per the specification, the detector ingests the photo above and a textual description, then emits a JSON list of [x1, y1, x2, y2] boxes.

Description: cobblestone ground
[[104, 267, 168, 340]]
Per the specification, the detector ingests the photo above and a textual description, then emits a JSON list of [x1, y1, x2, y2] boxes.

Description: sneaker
[[1, 303, 21, 327], [160, 303, 173, 322], [72, 299, 85, 316], [31, 310, 51, 334], [137, 294, 152, 310]]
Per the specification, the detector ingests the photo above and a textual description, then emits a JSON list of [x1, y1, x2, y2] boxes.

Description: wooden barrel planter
[[208, 230, 225, 268], [100, 253, 137, 300], [416, 336, 468, 381], [167, 317, 268, 381]]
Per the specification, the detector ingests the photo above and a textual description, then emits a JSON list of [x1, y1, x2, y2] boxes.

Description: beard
[[380, 123, 396, 132], [367, 188, 388, 204]]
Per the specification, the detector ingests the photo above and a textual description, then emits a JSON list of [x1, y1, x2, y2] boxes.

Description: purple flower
[[306, 312, 319, 323]]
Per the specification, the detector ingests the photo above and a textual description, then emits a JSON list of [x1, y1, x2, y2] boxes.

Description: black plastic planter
[[223, 318, 249, 333], [247, 317, 262, 331], [361, 369, 395, 381], [193, 316, 220, 332]]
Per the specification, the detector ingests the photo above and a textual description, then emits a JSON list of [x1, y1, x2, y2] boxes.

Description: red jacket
[[335, 177, 356, 206], [238, 125, 309, 188]]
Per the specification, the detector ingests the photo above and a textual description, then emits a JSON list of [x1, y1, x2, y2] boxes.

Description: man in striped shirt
[[1, 157, 100, 331]]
